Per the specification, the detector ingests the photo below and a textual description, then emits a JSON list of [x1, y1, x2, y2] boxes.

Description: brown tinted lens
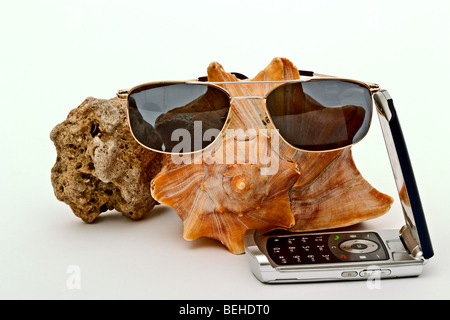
[[128, 83, 230, 153], [266, 80, 372, 151]]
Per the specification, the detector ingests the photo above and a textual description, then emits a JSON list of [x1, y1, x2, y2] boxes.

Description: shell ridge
[[182, 188, 210, 240]]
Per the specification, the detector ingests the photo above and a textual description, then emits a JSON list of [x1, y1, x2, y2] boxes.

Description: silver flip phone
[[244, 90, 434, 283]]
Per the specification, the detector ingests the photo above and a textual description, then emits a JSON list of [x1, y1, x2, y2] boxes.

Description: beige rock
[[50, 96, 161, 222]]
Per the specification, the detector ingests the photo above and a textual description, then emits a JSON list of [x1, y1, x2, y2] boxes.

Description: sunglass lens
[[128, 83, 230, 153], [266, 80, 372, 151]]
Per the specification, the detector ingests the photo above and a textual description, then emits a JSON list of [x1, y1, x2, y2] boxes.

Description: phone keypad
[[266, 232, 389, 265]]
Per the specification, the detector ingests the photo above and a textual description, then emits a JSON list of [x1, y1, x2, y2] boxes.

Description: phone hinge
[[399, 225, 423, 259], [374, 90, 393, 121]]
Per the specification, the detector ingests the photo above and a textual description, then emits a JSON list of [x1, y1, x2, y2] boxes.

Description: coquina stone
[[50, 96, 162, 222]]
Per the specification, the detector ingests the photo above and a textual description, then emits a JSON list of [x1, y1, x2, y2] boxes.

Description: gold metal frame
[[118, 71, 381, 155]]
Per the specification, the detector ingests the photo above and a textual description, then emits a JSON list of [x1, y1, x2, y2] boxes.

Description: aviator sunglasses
[[117, 70, 380, 153]]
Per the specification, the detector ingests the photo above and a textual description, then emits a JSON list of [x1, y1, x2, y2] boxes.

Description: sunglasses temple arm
[[374, 90, 434, 260], [299, 70, 314, 77], [198, 72, 249, 82], [197, 70, 323, 80]]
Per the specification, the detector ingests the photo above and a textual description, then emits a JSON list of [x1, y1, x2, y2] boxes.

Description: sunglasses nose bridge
[[231, 96, 266, 101], [229, 96, 267, 115]]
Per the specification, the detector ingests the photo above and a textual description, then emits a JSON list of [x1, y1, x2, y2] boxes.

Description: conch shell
[[151, 58, 393, 254]]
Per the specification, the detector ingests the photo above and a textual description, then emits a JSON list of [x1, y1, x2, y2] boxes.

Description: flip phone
[[244, 90, 434, 283]]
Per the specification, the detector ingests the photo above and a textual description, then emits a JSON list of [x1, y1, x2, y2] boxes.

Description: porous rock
[[50, 97, 162, 222]]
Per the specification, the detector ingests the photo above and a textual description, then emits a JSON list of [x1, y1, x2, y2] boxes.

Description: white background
[[1, 0, 449, 299]]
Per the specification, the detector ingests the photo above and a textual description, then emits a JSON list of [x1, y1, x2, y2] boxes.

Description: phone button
[[341, 271, 358, 278], [360, 269, 391, 277], [339, 239, 379, 254]]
